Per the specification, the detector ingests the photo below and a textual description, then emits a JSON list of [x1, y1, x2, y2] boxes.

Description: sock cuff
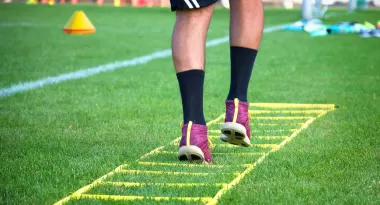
[[176, 69, 205, 78], [230, 46, 258, 53]]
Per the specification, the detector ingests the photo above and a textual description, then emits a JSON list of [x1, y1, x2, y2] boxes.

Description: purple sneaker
[[220, 98, 251, 147], [178, 121, 213, 164]]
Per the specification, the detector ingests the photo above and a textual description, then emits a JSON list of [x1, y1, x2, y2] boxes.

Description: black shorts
[[170, 0, 219, 11]]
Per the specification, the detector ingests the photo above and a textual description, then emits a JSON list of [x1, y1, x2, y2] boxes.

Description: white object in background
[[283, 0, 294, 9], [349, 0, 357, 10], [304, 21, 325, 33], [302, 0, 313, 20], [220, 0, 230, 8], [374, 0, 380, 7], [315, 0, 333, 18]]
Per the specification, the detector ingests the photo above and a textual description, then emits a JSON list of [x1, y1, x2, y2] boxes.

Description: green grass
[[1, 3, 380, 205]]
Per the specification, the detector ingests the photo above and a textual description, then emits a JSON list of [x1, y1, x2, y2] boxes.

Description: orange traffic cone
[[63, 11, 95, 35]]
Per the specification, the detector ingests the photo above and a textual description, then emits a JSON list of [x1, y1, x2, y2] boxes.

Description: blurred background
[[3, 0, 380, 11]]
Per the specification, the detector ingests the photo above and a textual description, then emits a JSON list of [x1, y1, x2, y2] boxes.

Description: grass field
[[1, 3, 380, 205]]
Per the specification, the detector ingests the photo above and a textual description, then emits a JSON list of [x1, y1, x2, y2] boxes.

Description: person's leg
[[173, 6, 214, 125], [170, 1, 217, 164], [221, 0, 264, 147], [227, 0, 264, 101], [172, 7, 215, 73]]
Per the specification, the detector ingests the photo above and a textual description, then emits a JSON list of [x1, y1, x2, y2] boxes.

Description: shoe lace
[[208, 136, 215, 150], [179, 121, 215, 150]]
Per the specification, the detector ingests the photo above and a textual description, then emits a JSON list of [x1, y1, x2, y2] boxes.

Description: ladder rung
[[118, 169, 210, 176], [118, 169, 240, 176], [213, 152, 265, 156], [254, 123, 304, 126], [137, 161, 230, 168], [155, 151, 264, 156], [101, 181, 227, 187], [249, 110, 325, 114], [211, 135, 288, 140], [216, 144, 278, 149], [209, 129, 297, 134], [256, 136, 288, 140], [209, 135, 220, 139], [249, 103, 335, 109], [253, 129, 297, 133], [252, 116, 313, 120], [73, 194, 213, 203]]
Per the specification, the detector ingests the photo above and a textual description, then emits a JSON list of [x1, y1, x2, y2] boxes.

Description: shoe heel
[[220, 122, 251, 147], [178, 145, 205, 164]]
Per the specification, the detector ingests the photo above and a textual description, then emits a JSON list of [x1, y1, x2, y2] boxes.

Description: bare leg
[[172, 5, 215, 73], [229, 0, 264, 49]]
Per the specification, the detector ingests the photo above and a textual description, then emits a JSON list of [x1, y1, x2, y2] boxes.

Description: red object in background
[[138, 0, 146, 6], [131, 0, 146, 7], [71, 0, 78, 4]]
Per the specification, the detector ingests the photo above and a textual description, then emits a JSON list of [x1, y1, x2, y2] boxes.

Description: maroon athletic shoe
[[220, 98, 251, 147], [178, 121, 213, 164]]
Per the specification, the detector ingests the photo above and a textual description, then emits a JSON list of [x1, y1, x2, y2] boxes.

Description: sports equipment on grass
[[63, 11, 96, 35]]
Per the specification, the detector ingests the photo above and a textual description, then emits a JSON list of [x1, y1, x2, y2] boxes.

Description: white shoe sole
[[220, 122, 251, 147], [178, 145, 206, 164]]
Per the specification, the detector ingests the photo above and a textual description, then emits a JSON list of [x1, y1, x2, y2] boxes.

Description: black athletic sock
[[227, 46, 258, 102], [176, 70, 206, 125]]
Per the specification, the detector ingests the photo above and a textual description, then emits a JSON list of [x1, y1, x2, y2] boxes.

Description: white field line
[[323, 10, 353, 19], [0, 24, 287, 98]]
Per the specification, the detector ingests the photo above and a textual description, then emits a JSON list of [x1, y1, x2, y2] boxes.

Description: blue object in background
[[283, 20, 308, 31], [327, 23, 357, 34], [359, 29, 372, 38], [310, 29, 328, 37], [370, 29, 380, 37]]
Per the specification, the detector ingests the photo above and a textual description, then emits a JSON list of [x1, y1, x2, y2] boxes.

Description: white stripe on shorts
[[191, 0, 200, 8], [184, 0, 194, 8]]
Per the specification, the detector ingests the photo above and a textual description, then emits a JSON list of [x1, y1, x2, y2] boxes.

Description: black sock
[[227, 46, 258, 102], [176, 70, 206, 125]]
